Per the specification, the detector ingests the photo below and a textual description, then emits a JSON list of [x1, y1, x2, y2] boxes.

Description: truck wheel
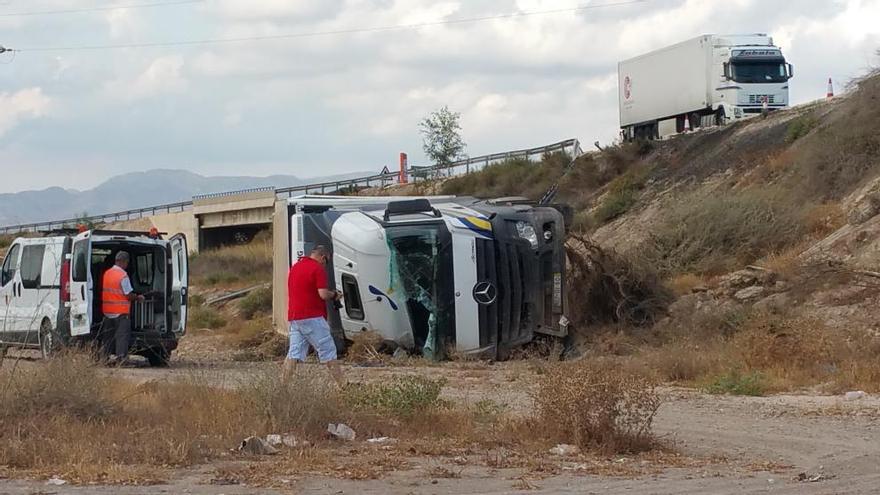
[[39, 319, 61, 358], [233, 231, 251, 244], [146, 347, 171, 367], [715, 107, 726, 126]]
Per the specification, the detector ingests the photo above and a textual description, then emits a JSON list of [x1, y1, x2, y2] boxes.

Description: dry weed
[[667, 273, 709, 296], [190, 235, 273, 288], [566, 236, 673, 327], [732, 314, 838, 386], [532, 360, 661, 454]]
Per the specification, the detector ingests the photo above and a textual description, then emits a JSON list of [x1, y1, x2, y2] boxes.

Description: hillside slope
[[439, 71, 880, 392]]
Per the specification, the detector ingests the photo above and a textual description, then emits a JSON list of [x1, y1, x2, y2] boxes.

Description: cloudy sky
[[0, 0, 878, 194]]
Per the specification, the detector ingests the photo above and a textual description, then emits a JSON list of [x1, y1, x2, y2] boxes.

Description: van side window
[[1, 244, 20, 287], [72, 241, 88, 282], [19, 245, 46, 289], [341, 274, 364, 321]]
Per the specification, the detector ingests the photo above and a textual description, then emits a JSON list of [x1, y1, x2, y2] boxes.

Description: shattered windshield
[[386, 224, 454, 359]]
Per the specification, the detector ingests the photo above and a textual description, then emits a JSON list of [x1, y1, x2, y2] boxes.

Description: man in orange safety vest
[[101, 251, 144, 365]]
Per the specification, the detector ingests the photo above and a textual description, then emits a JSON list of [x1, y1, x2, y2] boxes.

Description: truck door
[[0, 242, 22, 337], [68, 232, 92, 337], [169, 234, 188, 334]]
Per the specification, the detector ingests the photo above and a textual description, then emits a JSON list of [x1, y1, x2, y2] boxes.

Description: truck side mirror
[[723, 62, 731, 80], [787, 63, 794, 78]]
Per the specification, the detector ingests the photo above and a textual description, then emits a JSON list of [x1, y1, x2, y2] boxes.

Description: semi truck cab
[[274, 195, 568, 359], [715, 35, 793, 118]]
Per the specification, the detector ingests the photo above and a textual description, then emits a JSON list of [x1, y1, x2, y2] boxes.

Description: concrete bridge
[[111, 187, 278, 252]]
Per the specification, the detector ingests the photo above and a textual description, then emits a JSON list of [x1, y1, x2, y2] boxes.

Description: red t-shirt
[[287, 257, 329, 321]]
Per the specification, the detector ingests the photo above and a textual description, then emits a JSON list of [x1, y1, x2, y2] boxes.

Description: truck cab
[[715, 34, 793, 118], [0, 229, 188, 365], [274, 195, 568, 359]]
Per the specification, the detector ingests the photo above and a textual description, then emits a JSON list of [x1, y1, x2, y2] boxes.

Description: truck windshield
[[386, 224, 454, 359], [731, 61, 789, 83]]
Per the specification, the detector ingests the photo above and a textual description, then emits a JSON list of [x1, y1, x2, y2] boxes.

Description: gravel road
[[1, 354, 878, 494]]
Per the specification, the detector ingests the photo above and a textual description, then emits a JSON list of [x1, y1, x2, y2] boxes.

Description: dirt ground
[[1, 340, 879, 495]]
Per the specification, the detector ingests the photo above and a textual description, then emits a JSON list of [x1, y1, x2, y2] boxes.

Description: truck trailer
[[619, 34, 793, 140], [272, 195, 568, 360]]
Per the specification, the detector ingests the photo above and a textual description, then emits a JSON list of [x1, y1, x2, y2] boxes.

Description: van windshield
[[731, 61, 789, 83], [386, 223, 454, 359]]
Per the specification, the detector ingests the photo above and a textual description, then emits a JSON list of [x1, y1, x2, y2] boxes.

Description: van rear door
[[68, 232, 92, 337], [169, 234, 188, 334]]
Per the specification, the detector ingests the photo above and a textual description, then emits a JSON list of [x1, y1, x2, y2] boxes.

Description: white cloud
[[1, 0, 878, 194], [0, 88, 51, 137], [105, 56, 188, 101]]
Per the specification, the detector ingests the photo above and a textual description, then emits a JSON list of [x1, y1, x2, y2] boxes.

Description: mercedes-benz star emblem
[[472, 281, 498, 305]]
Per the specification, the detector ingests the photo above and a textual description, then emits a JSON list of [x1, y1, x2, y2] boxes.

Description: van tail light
[[60, 260, 71, 302]]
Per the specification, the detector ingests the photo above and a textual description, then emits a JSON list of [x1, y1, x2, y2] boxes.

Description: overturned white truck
[[272, 195, 568, 359]]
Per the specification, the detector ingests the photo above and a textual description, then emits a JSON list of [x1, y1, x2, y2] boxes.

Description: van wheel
[[39, 319, 61, 358], [146, 347, 171, 367]]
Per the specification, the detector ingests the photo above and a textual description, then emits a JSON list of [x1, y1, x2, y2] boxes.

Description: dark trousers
[[101, 315, 131, 359]]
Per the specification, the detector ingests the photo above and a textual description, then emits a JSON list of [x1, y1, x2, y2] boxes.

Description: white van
[[0, 229, 188, 365]]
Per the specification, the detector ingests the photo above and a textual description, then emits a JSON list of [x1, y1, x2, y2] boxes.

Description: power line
[[0, 0, 203, 18], [15, 0, 649, 52]]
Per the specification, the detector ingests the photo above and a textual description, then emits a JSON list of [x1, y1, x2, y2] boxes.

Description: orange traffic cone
[[826, 78, 834, 99]]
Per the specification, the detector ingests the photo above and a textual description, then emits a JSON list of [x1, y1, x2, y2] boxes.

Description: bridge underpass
[[193, 188, 276, 250]]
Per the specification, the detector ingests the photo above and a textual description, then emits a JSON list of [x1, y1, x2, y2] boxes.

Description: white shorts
[[288, 317, 338, 363]]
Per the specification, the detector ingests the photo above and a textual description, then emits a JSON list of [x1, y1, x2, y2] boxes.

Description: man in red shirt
[[284, 245, 344, 386]]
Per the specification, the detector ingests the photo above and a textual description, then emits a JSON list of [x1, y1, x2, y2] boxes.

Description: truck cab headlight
[[515, 221, 539, 248]]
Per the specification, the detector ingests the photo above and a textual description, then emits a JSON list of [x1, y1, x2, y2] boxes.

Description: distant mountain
[[0, 169, 371, 225]]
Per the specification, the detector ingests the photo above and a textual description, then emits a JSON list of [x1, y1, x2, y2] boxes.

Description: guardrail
[[0, 138, 579, 234]]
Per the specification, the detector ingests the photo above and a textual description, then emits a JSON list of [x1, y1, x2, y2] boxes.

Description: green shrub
[[189, 305, 226, 330], [238, 287, 272, 320], [440, 152, 569, 199], [344, 376, 446, 417], [786, 115, 819, 143], [703, 370, 766, 396], [593, 166, 652, 224]]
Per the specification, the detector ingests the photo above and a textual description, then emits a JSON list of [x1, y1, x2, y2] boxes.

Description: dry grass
[[440, 152, 570, 200], [645, 187, 807, 276], [602, 311, 880, 393], [190, 234, 273, 288], [667, 273, 709, 296], [803, 202, 846, 238], [238, 286, 273, 320], [345, 331, 388, 365], [532, 360, 661, 454], [227, 317, 287, 360], [0, 351, 672, 484]]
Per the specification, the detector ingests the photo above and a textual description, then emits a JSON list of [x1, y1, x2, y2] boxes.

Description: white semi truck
[[272, 195, 568, 360], [619, 34, 794, 140]]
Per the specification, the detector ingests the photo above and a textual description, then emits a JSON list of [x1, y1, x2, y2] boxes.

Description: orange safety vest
[[102, 266, 131, 316]]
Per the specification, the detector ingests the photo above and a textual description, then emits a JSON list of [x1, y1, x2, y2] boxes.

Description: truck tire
[[233, 231, 251, 244], [39, 319, 61, 358], [146, 347, 171, 367]]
